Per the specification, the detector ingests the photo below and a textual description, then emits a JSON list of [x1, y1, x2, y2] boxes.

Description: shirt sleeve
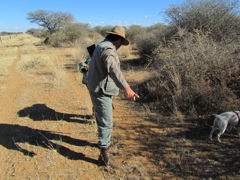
[[102, 47, 129, 89]]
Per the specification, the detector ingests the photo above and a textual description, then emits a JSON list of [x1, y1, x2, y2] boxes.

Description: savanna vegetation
[[26, 0, 240, 119], [135, 0, 240, 118], [1, 0, 240, 179]]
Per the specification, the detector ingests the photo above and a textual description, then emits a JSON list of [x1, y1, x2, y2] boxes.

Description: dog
[[209, 111, 240, 142]]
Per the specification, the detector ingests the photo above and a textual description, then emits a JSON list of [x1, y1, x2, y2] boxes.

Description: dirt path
[[0, 34, 163, 179]]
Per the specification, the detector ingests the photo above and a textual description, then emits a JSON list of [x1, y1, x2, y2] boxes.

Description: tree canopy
[[27, 10, 74, 34]]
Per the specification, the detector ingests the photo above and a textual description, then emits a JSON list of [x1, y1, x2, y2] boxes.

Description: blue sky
[[0, 0, 184, 32]]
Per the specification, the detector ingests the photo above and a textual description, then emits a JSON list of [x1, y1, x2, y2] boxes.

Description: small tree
[[27, 10, 74, 35]]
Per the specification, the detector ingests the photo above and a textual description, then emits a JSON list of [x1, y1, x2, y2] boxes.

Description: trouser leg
[[89, 91, 113, 148], [89, 91, 119, 168]]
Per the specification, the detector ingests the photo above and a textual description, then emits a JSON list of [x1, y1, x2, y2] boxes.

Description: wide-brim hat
[[106, 26, 129, 46]]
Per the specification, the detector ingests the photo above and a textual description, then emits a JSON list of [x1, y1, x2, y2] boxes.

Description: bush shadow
[[120, 58, 145, 70], [17, 104, 93, 123], [135, 115, 240, 178], [0, 123, 98, 164]]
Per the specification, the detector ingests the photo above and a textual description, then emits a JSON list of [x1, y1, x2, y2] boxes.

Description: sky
[[0, 0, 184, 32]]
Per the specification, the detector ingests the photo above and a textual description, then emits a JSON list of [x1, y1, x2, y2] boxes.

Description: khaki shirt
[[87, 40, 129, 96]]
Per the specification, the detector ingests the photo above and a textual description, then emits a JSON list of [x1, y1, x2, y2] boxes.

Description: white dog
[[209, 111, 240, 142]]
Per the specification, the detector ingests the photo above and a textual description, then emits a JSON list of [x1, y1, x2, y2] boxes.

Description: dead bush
[[137, 30, 240, 117], [165, 0, 240, 43], [131, 24, 167, 67]]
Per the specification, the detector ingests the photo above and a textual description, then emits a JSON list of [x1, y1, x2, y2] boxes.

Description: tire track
[[0, 46, 27, 178], [0, 46, 28, 122]]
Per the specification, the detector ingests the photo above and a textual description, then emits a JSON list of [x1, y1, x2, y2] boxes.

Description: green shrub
[[63, 23, 90, 42], [93, 26, 114, 37], [49, 31, 67, 47], [26, 28, 47, 38]]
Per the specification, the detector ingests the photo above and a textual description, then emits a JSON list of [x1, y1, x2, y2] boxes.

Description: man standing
[[87, 26, 139, 168]]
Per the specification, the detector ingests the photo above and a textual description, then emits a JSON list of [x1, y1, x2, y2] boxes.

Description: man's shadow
[[17, 104, 93, 123], [0, 123, 98, 164]]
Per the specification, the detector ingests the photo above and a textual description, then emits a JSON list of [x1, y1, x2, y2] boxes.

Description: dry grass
[[0, 56, 15, 81], [0, 33, 41, 47], [14, 38, 68, 89], [72, 40, 88, 65], [17, 54, 67, 88], [118, 45, 131, 58]]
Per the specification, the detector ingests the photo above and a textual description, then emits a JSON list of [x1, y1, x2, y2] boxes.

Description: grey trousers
[[89, 91, 113, 148]]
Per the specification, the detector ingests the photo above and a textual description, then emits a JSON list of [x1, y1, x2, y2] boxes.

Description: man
[[87, 26, 139, 168]]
